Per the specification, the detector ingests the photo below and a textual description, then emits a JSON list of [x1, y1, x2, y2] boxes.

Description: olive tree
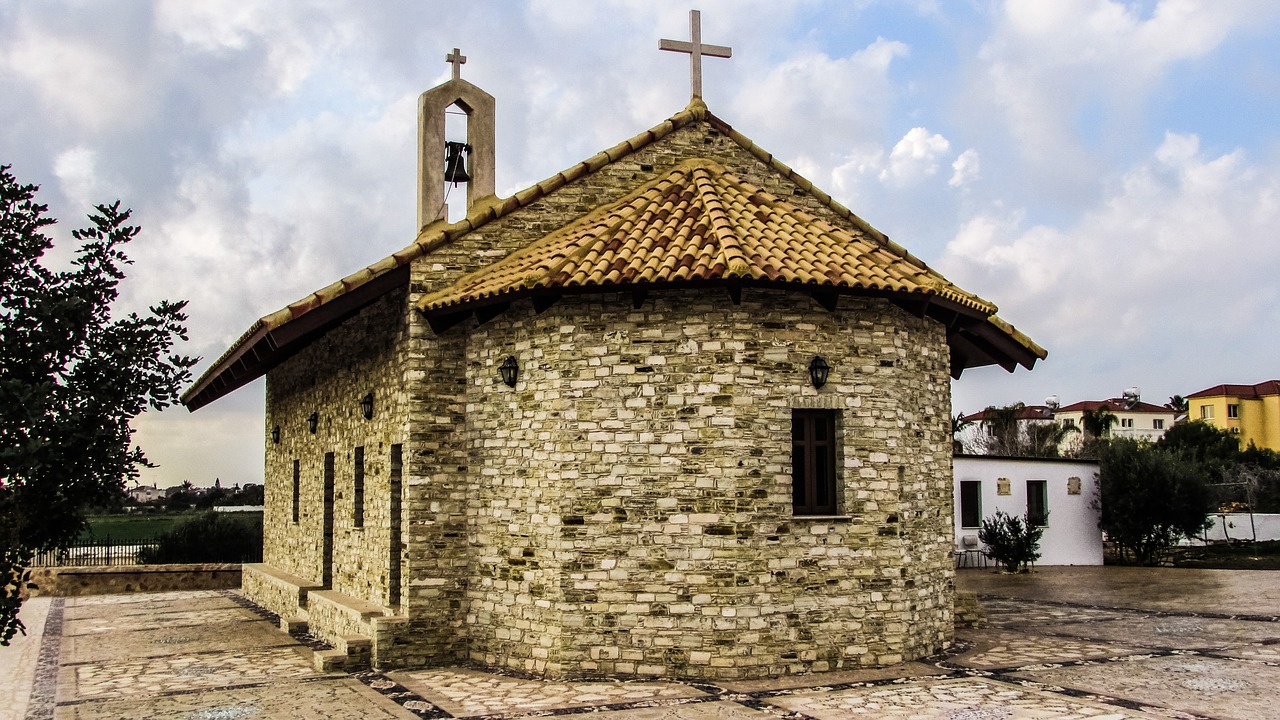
[[0, 165, 196, 645]]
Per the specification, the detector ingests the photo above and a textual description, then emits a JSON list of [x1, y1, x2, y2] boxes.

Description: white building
[[1055, 398, 1176, 446], [953, 455, 1103, 566], [127, 484, 164, 503]]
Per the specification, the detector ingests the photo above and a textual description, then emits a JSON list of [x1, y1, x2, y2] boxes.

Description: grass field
[[82, 512, 263, 543]]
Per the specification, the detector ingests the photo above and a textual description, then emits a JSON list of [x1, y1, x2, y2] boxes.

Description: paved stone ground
[[7, 567, 1280, 720]]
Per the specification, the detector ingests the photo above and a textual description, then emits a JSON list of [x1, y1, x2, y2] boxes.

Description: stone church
[[182, 38, 1043, 678]]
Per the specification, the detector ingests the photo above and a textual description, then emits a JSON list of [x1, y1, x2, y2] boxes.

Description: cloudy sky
[[4, 0, 1279, 489]]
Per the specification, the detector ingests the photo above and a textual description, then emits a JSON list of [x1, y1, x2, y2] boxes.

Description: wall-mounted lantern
[[360, 392, 374, 420], [499, 355, 519, 387], [271, 426, 281, 444], [308, 411, 319, 434], [809, 356, 831, 389]]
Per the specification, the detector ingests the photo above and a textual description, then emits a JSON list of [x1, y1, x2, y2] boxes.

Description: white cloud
[[950, 149, 981, 187], [941, 132, 1280, 355], [880, 127, 950, 186], [966, 0, 1279, 193]]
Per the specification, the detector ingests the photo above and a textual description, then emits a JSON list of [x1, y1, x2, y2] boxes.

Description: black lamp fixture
[[809, 355, 831, 389], [499, 355, 519, 387], [360, 392, 374, 420], [308, 411, 319, 434], [271, 426, 281, 444]]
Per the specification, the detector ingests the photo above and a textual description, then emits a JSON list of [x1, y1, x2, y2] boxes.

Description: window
[[292, 460, 300, 523], [1153, 419, 1165, 430], [792, 410, 838, 515], [1120, 418, 1134, 428], [353, 446, 365, 528], [1228, 404, 1240, 419], [1201, 406, 1214, 420], [1026, 480, 1048, 527], [959, 481, 982, 528], [1062, 418, 1076, 427]]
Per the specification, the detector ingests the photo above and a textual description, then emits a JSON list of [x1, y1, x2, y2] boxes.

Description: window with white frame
[[1228, 404, 1240, 419], [1153, 419, 1164, 430], [1201, 406, 1214, 420]]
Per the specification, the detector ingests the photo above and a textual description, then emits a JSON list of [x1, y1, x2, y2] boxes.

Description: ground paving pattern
[[10, 567, 1280, 720]]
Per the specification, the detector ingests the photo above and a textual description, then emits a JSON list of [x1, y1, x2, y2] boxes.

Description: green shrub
[[978, 511, 1044, 573], [138, 512, 262, 564]]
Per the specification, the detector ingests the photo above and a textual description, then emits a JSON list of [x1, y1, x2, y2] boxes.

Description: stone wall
[[262, 288, 412, 610], [461, 290, 954, 679], [28, 564, 241, 597]]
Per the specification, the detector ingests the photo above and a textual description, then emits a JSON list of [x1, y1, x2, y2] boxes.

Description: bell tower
[[418, 48, 496, 230]]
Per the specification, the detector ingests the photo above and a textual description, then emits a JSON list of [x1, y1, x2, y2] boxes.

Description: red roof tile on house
[[1186, 381, 1280, 400]]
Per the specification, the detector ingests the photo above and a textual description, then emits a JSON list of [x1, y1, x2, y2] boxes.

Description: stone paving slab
[[386, 667, 709, 717], [978, 598, 1136, 629], [61, 614, 295, 664], [583, 700, 772, 720], [62, 590, 237, 619], [1011, 653, 1280, 720], [950, 628, 1148, 670], [61, 606, 260, 636], [765, 676, 1164, 719], [18, 571, 1280, 720], [57, 645, 329, 701], [52, 677, 418, 719], [1046, 614, 1280, 650], [715, 662, 947, 693]]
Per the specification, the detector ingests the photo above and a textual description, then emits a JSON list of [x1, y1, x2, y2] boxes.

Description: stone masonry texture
[[247, 115, 958, 678]]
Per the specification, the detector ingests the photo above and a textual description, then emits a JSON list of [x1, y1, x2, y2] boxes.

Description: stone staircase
[[243, 563, 405, 672]]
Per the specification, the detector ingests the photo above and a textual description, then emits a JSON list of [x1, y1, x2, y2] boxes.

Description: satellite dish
[[1044, 395, 1060, 411], [1122, 387, 1140, 410]]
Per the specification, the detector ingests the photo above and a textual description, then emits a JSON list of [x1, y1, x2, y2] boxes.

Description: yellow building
[[1186, 381, 1280, 451]]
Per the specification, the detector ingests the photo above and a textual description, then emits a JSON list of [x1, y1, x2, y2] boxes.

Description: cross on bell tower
[[659, 9, 732, 99], [446, 47, 466, 80]]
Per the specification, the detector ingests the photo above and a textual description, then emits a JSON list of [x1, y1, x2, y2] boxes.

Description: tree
[[0, 165, 196, 645], [1158, 421, 1240, 466], [1167, 395, 1188, 415], [1077, 406, 1117, 458], [971, 403, 1075, 458], [978, 511, 1044, 573], [953, 412, 975, 453], [1096, 439, 1213, 565]]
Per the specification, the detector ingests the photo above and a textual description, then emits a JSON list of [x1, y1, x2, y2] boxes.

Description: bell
[[444, 141, 471, 184]]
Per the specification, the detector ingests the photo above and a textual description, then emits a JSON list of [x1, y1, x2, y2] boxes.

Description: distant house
[[953, 455, 1102, 566], [958, 405, 1056, 453], [1186, 381, 1280, 451], [127, 484, 164, 503], [1054, 398, 1175, 446]]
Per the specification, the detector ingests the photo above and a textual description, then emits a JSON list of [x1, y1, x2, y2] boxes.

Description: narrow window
[[291, 459, 300, 523], [1026, 480, 1048, 527], [353, 446, 365, 528], [792, 410, 838, 515], [1228, 404, 1239, 419], [959, 480, 982, 528], [388, 444, 402, 608]]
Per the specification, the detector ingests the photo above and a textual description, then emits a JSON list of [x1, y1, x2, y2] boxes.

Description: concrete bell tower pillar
[[417, 50, 496, 231]]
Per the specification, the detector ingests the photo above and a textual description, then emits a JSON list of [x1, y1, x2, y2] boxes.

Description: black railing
[[29, 536, 162, 567]]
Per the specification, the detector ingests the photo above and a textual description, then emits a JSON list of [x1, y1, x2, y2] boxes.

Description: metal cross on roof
[[659, 9, 732, 99], [446, 47, 467, 80]]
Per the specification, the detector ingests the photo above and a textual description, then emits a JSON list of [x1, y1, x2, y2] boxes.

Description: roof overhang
[[181, 265, 410, 411]]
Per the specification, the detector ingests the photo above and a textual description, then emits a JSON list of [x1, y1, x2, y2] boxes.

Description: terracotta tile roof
[[418, 158, 996, 314], [962, 405, 1056, 422], [1056, 398, 1174, 414], [1187, 381, 1280, 400], [183, 98, 1045, 411]]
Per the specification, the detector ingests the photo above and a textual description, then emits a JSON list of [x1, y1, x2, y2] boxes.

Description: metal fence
[[29, 536, 162, 567]]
